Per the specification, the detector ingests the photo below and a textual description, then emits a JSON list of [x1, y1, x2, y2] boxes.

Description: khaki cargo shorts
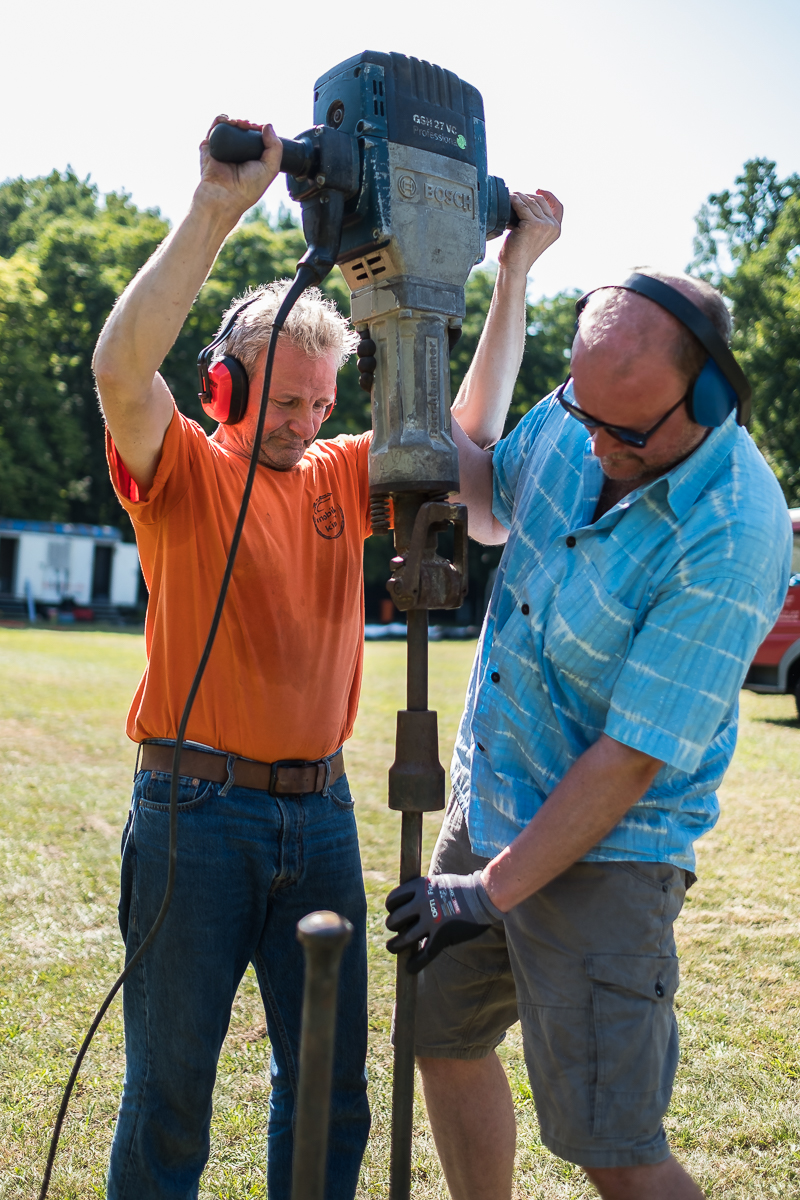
[[414, 795, 690, 1169]]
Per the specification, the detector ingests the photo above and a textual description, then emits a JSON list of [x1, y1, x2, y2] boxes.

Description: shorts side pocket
[[586, 953, 680, 1139]]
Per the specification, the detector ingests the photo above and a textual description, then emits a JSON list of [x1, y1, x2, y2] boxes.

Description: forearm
[[93, 187, 239, 397], [450, 264, 528, 448], [482, 734, 663, 911]]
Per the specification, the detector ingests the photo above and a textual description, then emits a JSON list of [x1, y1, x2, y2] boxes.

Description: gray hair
[[215, 280, 359, 374], [578, 267, 732, 384]]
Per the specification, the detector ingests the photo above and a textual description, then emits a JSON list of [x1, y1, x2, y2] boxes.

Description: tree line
[[691, 159, 800, 502], [0, 157, 797, 545]]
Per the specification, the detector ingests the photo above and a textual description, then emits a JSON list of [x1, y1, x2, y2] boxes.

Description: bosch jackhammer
[[211, 49, 516, 1199]]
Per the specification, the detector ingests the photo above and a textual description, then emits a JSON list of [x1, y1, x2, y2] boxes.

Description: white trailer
[[0, 518, 142, 610], [109, 543, 142, 607]]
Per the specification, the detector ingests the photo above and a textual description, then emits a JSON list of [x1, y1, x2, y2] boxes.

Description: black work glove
[[385, 871, 505, 975]]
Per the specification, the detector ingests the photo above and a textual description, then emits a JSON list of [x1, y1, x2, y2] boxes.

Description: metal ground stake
[[291, 911, 353, 1200]]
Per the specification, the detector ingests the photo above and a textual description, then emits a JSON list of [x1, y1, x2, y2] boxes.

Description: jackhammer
[[211, 49, 515, 1198]]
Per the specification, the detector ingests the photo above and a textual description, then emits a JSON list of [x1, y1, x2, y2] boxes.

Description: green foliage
[[517, 289, 581, 424], [451, 270, 579, 435], [0, 171, 169, 525], [691, 161, 800, 504], [725, 198, 800, 501], [0, 168, 98, 258], [0, 252, 84, 520], [691, 159, 800, 278]]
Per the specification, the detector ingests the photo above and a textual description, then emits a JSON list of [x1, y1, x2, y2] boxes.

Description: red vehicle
[[743, 508, 800, 715]]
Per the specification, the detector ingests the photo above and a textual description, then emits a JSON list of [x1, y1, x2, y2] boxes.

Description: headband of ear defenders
[[576, 272, 751, 426]]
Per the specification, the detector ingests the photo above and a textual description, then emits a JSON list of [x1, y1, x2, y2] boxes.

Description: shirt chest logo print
[[312, 493, 345, 540]]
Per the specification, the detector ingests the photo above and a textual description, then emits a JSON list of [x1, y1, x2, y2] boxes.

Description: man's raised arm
[[92, 119, 283, 493], [451, 189, 562, 543]]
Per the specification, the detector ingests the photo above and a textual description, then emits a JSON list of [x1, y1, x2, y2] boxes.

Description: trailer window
[[792, 533, 800, 579]]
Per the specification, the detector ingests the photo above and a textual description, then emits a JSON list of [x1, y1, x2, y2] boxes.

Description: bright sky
[[4, 0, 799, 299]]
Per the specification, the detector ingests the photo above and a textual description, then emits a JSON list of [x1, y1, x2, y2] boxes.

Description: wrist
[[494, 260, 530, 291], [480, 853, 515, 913], [190, 183, 247, 236], [472, 869, 505, 922]]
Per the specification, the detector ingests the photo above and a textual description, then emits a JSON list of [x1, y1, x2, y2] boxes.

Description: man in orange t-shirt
[[92, 113, 562, 1200]]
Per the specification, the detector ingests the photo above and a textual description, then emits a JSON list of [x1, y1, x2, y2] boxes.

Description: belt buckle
[[269, 758, 324, 797]]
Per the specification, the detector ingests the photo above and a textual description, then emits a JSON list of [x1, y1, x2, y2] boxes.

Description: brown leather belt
[[140, 742, 344, 796]]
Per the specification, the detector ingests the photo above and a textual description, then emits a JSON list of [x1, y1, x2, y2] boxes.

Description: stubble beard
[[254, 432, 310, 472], [599, 452, 661, 484], [598, 426, 709, 486]]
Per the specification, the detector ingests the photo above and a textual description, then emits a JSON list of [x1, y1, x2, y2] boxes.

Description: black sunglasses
[[556, 377, 686, 449]]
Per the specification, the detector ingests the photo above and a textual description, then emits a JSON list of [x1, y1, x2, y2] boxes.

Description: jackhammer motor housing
[[210, 50, 515, 504], [311, 50, 513, 497]]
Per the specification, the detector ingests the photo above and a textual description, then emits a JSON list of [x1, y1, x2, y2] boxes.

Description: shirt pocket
[[543, 562, 637, 688]]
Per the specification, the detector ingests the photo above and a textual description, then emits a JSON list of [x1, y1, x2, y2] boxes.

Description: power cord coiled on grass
[[38, 266, 315, 1199]]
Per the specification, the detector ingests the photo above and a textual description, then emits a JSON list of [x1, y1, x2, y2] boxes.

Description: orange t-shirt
[[107, 408, 372, 761]]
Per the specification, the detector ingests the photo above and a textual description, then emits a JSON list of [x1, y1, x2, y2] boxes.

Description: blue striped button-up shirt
[[452, 397, 792, 870]]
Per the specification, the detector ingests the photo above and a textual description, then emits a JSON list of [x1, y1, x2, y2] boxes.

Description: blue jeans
[[107, 767, 370, 1200]]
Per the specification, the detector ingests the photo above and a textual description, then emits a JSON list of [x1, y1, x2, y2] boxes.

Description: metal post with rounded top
[[291, 911, 353, 1200]]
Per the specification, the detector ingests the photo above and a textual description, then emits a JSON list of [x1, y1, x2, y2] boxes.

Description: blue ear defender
[[689, 358, 740, 428], [575, 272, 752, 429]]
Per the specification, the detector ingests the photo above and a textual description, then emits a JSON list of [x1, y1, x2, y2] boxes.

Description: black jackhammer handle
[[209, 122, 312, 178], [291, 911, 353, 1200]]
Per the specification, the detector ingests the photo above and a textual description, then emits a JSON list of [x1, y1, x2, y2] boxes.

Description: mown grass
[[0, 628, 798, 1197]]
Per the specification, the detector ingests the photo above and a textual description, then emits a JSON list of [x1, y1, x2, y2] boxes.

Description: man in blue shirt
[[386, 269, 791, 1199]]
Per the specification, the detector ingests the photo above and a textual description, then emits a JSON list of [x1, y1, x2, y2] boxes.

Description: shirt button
[[491, 671, 500, 683], [566, 535, 576, 547], [477, 742, 486, 752], [521, 603, 529, 615]]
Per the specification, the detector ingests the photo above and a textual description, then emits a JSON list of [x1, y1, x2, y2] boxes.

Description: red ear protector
[[203, 357, 250, 425], [197, 295, 338, 426], [197, 297, 260, 425]]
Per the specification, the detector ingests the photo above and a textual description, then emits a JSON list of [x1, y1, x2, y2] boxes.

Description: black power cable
[[38, 265, 315, 1199]]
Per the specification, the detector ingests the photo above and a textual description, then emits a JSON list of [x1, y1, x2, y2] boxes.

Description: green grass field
[[0, 629, 798, 1198]]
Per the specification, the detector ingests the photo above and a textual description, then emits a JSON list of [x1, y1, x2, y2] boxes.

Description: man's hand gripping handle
[[385, 871, 505, 975]]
